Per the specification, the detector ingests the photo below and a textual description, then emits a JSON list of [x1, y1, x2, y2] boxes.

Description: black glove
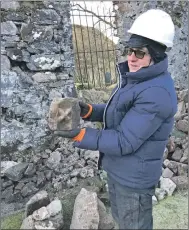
[[79, 101, 91, 118], [54, 129, 81, 139]]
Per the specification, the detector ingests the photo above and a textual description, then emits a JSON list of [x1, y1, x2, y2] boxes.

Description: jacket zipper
[[103, 63, 122, 129]]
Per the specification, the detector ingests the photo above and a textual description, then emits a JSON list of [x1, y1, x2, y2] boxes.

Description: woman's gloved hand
[[54, 128, 86, 142], [79, 101, 93, 118]]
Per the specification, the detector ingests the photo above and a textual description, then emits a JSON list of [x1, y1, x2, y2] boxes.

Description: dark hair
[[128, 34, 167, 63]]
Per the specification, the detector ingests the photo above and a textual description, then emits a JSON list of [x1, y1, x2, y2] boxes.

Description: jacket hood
[[118, 55, 168, 84]]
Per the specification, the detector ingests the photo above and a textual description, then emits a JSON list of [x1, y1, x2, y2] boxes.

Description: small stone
[[67, 177, 77, 188], [46, 199, 62, 217], [155, 188, 167, 201], [171, 148, 183, 161], [177, 163, 188, 176], [32, 206, 50, 221], [4, 163, 28, 181], [176, 120, 188, 133], [162, 167, 174, 178], [1, 21, 18, 35], [20, 215, 35, 230], [160, 177, 176, 196], [152, 195, 158, 205], [171, 176, 188, 189]]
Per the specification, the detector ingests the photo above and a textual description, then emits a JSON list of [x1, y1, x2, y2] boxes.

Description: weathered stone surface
[[32, 9, 61, 25], [171, 148, 183, 161], [20, 215, 35, 230], [21, 182, 39, 198], [24, 163, 36, 176], [7, 48, 30, 62], [176, 120, 188, 133], [46, 151, 61, 170], [98, 198, 115, 229], [32, 206, 50, 221], [1, 161, 18, 176], [160, 177, 176, 196], [162, 167, 174, 178], [152, 195, 158, 205], [25, 190, 50, 217], [171, 176, 188, 189], [1, 0, 20, 10], [46, 199, 62, 217], [166, 160, 179, 174], [1, 21, 18, 35], [180, 148, 188, 164], [70, 188, 99, 229], [20, 23, 54, 42], [1, 70, 19, 108], [4, 163, 28, 181], [32, 72, 57, 83], [177, 163, 188, 176], [27, 54, 62, 71], [48, 97, 80, 131], [174, 101, 186, 120], [155, 188, 167, 201], [1, 55, 11, 71]]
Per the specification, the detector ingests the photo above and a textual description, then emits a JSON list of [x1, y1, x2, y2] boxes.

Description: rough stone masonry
[[1, 1, 76, 157]]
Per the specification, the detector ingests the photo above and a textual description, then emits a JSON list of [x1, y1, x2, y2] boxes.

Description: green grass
[[153, 190, 188, 229], [1, 211, 24, 230]]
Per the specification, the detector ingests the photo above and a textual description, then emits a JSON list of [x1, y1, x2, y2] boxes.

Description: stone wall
[[114, 1, 188, 88], [1, 1, 76, 158]]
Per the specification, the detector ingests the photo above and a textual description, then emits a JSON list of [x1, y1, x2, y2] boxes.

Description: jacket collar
[[118, 55, 168, 84]]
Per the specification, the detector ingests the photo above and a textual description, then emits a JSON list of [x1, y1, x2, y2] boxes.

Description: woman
[[55, 9, 177, 229]]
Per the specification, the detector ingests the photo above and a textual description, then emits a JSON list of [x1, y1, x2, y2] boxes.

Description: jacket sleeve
[[83, 104, 106, 122], [74, 87, 174, 156]]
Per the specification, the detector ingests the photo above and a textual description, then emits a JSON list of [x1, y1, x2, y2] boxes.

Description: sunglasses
[[127, 48, 148, 59]]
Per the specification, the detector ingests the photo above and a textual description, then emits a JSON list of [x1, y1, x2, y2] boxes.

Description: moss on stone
[[1, 211, 24, 230]]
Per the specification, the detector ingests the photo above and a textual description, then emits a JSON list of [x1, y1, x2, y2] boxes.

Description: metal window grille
[[71, 1, 118, 89]]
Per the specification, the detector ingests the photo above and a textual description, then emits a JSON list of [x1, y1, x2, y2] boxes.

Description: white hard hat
[[128, 9, 175, 48]]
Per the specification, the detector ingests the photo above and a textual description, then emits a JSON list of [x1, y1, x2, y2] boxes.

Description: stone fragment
[[4, 163, 28, 181], [46, 199, 62, 217], [32, 206, 50, 221], [25, 190, 50, 217], [180, 148, 188, 164], [171, 176, 188, 189], [162, 167, 174, 178], [21, 182, 39, 198], [1, 1, 20, 10], [32, 9, 61, 25], [160, 177, 176, 196], [32, 72, 57, 83], [24, 163, 36, 176], [48, 98, 80, 131], [152, 195, 158, 205], [1, 55, 11, 71], [27, 54, 61, 71], [70, 188, 99, 229], [155, 188, 167, 201], [98, 198, 115, 229], [20, 215, 35, 229], [1, 21, 18, 35], [171, 148, 183, 161], [177, 163, 188, 176], [176, 120, 188, 133], [174, 101, 186, 120], [1, 161, 18, 176], [46, 151, 61, 170]]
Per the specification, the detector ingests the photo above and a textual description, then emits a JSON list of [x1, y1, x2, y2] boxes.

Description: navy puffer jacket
[[74, 56, 177, 189]]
